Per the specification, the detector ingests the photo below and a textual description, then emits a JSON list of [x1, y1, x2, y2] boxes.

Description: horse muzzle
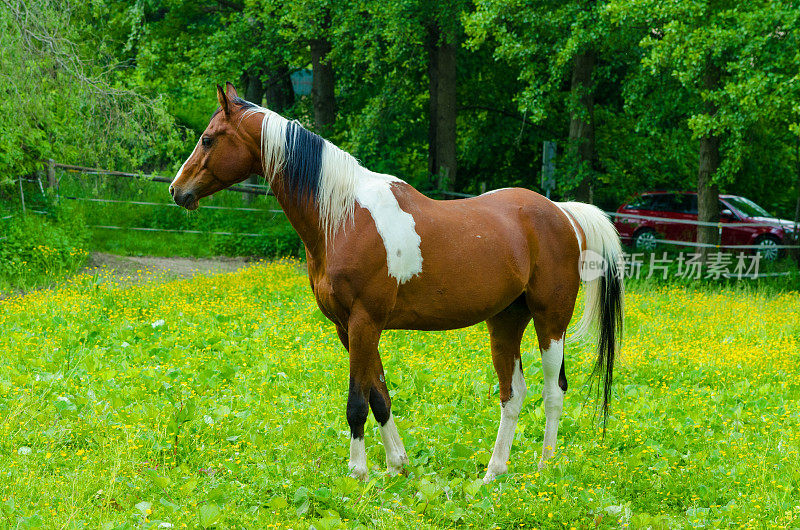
[[170, 186, 199, 210]]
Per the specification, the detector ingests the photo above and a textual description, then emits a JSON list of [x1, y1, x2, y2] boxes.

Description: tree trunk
[[264, 63, 295, 114], [434, 34, 457, 191], [697, 64, 722, 262], [426, 24, 439, 186], [310, 36, 336, 133], [569, 50, 596, 203], [242, 71, 266, 204], [243, 70, 264, 105]]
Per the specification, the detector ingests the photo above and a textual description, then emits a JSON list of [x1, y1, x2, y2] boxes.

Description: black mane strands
[[284, 121, 324, 205]]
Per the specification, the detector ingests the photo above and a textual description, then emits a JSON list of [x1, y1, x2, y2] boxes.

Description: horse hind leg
[[483, 299, 531, 483], [531, 307, 572, 468]]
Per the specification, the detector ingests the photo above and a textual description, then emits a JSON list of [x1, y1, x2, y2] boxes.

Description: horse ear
[[225, 82, 239, 99], [216, 84, 230, 116]]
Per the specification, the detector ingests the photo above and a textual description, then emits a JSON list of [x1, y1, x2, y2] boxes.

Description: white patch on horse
[[539, 338, 564, 468], [484, 358, 527, 483], [481, 187, 513, 196], [379, 413, 409, 474], [348, 436, 367, 480], [171, 138, 201, 186], [355, 172, 423, 284]]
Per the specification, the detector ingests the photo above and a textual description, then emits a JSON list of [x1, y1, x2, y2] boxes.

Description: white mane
[[242, 107, 361, 241]]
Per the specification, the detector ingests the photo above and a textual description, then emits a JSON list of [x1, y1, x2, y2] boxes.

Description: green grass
[[1, 262, 799, 529]]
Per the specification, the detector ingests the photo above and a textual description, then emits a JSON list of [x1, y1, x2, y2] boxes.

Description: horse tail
[[556, 201, 625, 429]]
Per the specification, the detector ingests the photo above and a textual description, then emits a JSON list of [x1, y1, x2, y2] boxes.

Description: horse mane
[[240, 102, 361, 241]]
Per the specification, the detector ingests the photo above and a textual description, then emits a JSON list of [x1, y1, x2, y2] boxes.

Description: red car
[[614, 191, 797, 260]]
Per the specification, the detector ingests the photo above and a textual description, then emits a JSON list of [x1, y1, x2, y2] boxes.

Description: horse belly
[[387, 240, 530, 330]]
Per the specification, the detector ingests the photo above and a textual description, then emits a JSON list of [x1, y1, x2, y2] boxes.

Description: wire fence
[[430, 190, 800, 251], [5, 164, 799, 256], [9, 162, 286, 239], [51, 163, 273, 195]]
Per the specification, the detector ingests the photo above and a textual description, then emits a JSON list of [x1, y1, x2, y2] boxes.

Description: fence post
[[243, 175, 258, 205], [18, 174, 26, 215], [46, 159, 57, 190]]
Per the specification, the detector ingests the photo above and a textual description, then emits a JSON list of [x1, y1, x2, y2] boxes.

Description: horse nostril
[[169, 185, 175, 197]]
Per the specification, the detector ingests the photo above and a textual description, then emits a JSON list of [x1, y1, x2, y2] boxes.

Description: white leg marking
[[355, 172, 423, 284], [379, 414, 408, 474], [539, 338, 564, 468], [348, 436, 368, 480], [483, 359, 527, 483]]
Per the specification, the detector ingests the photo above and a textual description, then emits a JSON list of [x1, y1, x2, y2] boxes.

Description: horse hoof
[[349, 467, 368, 481], [387, 464, 407, 476], [482, 462, 506, 484]]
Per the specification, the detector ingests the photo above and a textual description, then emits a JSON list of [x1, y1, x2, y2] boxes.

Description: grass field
[[1, 261, 799, 529]]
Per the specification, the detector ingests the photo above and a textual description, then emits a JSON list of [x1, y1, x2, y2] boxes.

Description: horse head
[[169, 83, 263, 210]]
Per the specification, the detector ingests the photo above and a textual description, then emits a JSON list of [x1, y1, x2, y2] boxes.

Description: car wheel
[[633, 228, 658, 252], [755, 235, 781, 261]]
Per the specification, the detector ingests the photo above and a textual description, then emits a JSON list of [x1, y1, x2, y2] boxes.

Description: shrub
[[0, 210, 89, 291]]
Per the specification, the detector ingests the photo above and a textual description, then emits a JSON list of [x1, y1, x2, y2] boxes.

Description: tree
[[610, 0, 800, 256], [0, 0, 178, 188], [339, 0, 469, 190], [427, 15, 459, 190], [466, 0, 626, 202]]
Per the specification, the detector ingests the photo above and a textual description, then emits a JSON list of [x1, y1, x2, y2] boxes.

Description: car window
[[649, 194, 679, 212], [723, 196, 771, 218], [674, 194, 697, 214], [624, 195, 655, 210]]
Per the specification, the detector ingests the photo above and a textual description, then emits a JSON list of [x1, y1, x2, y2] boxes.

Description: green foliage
[[47, 169, 303, 259], [610, 0, 800, 183], [0, 1, 184, 189], [465, 0, 800, 211], [210, 224, 303, 259], [0, 211, 89, 291], [1, 0, 799, 254]]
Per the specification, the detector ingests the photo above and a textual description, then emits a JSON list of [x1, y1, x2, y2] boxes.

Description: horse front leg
[[372, 355, 408, 474], [345, 314, 407, 479]]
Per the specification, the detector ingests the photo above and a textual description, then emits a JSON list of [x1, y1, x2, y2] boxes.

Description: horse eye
[[202, 136, 213, 148]]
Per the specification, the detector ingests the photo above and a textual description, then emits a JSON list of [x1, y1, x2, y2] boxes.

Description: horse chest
[[309, 273, 347, 325]]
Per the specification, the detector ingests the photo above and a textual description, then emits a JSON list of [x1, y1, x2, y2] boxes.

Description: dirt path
[[85, 252, 252, 280], [0, 253, 254, 300]]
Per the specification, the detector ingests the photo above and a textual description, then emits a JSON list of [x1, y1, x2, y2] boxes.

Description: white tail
[[556, 201, 624, 344], [556, 201, 625, 425]]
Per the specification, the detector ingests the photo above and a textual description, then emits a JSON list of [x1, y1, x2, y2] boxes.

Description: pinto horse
[[170, 83, 624, 483]]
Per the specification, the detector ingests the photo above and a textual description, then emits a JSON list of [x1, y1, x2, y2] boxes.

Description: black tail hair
[[592, 259, 624, 433]]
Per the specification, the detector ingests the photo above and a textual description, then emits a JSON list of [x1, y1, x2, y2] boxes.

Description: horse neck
[[267, 176, 327, 259], [243, 110, 328, 262]]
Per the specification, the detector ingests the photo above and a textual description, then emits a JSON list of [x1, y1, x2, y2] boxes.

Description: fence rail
[[50, 162, 273, 195], [59, 195, 283, 213], [7, 162, 286, 240], [90, 225, 276, 238], [6, 164, 800, 251], [430, 189, 799, 250]]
